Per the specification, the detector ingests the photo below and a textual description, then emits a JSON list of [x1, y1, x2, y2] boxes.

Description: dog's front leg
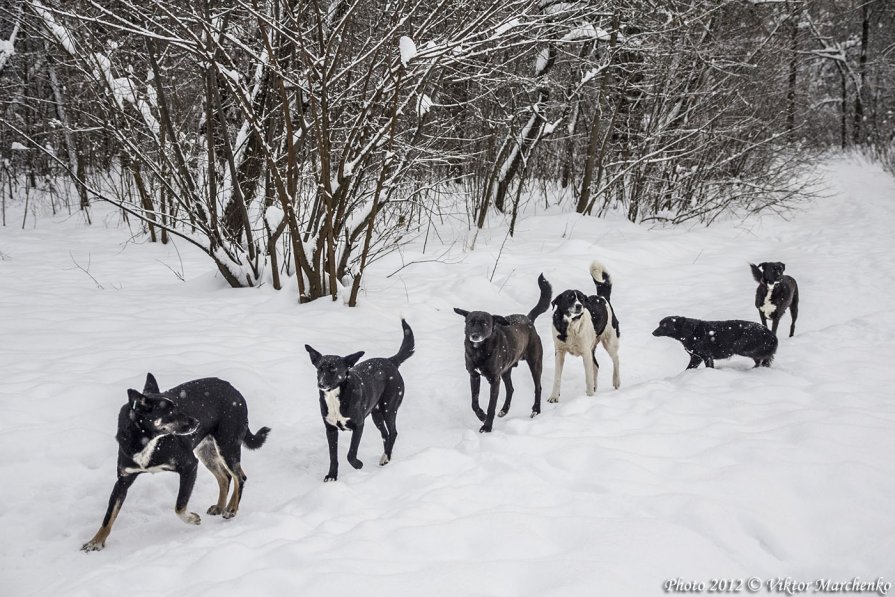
[[175, 461, 201, 525], [548, 350, 566, 403], [758, 309, 768, 328], [346, 422, 365, 470], [470, 372, 486, 422], [324, 424, 339, 482], [686, 352, 703, 369], [82, 473, 138, 552], [584, 351, 597, 396], [770, 315, 780, 337], [480, 375, 501, 433]]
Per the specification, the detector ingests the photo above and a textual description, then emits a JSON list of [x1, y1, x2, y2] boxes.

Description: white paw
[[547, 395, 559, 403], [178, 511, 201, 525], [379, 454, 390, 466]]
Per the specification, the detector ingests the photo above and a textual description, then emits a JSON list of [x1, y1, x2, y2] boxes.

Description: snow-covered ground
[[1, 157, 894, 596]]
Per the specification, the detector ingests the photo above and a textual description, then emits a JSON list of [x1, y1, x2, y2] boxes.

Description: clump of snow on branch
[[32, 2, 76, 55], [534, 48, 551, 77], [399, 36, 416, 66], [417, 94, 432, 117]]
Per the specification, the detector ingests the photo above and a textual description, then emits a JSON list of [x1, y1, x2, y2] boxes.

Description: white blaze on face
[[761, 282, 777, 317], [324, 388, 350, 429]]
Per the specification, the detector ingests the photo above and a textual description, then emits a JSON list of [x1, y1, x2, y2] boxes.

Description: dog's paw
[[379, 453, 390, 466], [207, 505, 224, 516], [497, 408, 508, 418], [348, 457, 364, 470], [479, 424, 492, 433], [547, 395, 559, 403], [81, 540, 104, 552], [323, 474, 338, 482], [178, 511, 201, 525], [530, 409, 539, 418], [222, 508, 237, 520]]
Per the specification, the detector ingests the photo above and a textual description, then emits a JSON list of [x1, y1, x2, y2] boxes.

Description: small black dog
[[82, 374, 270, 552], [652, 316, 778, 369], [305, 319, 414, 482], [454, 274, 552, 432], [750, 262, 799, 337], [549, 260, 621, 402]]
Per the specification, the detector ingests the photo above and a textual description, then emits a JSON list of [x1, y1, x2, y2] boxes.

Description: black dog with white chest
[[750, 262, 799, 337], [653, 316, 778, 369], [82, 374, 270, 551], [305, 319, 414, 482], [454, 274, 552, 432]]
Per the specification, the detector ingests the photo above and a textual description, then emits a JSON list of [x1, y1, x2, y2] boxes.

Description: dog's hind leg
[[548, 349, 566, 403], [82, 473, 138, 552], [174, 459, 201, 525], [371, 408, 391, 465], [498, 371, 514, 417], [196, 437, 230, 516], [383, 414, 399, 466], [469, 372, 486, 422], [529, 341, 544, 418], [602, 332, 621, 390], [216, 443, 246, 518], [585, 352, 598, 396], [789, 285, 799, 337]]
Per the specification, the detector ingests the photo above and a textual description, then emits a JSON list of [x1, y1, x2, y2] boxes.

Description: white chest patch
[[323, 388, 350, 429], [555, 311, 596, 356], [124, 434, 172, 473], [760, 282, 777, 317]]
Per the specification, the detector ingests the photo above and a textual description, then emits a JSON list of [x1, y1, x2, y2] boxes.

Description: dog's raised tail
[[527, 274, 552, 321], [243, 426, 271, 450], [590, 260, 612, 300], [388, 319, 415, 367]]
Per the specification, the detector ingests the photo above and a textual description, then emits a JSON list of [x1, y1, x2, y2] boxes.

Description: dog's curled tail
[[527, 274, 552, 322], [388, 319, 415, 367], [590, 260, 612, 301], [243, 426, 271, 450]]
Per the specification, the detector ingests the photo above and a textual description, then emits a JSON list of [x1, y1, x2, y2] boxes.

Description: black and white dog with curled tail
[[305, 319, 414, 482], [454, 274, 552, 433], [548, 260, 621, 404]]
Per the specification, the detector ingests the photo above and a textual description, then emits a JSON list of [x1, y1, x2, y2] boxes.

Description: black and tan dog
[[82, 374, 269, 552], [653, 316, 778, 369], [750, 262, 799, 337], [305, 319, 414, 482], [548, 260, 621, 403], [454, 274, 551, 432]]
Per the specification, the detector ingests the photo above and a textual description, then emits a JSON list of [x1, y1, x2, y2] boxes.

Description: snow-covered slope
[[1, 158, 893, 596]]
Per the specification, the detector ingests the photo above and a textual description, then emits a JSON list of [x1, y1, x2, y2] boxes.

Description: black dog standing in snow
[[750, 262, 800, 337], [82, 374, 270, 551], [652, 316, 778, 369], [454, 274, 552, 432], [305, 319, 414, 482]]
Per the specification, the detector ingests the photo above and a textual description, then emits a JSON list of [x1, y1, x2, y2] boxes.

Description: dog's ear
[[550, 296, 558, 309], [305, 345, 322, 366], [128, 389, 150, 412], [143, 373, 160, 394], [344, 351, 365, 367], [453, 308, 470, 318], [750, 263, 763, 282], [575, 290, 588, 303], [777, 262, 786, 272], [493, 315, 510, 326]]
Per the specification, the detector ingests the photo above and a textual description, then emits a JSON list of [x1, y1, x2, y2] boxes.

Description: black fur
[[652, 316, 778, 369], [750, 262, 799, 337], [305, 319, 414, 482], [453, 274, 551, 432], [82, 374, 270, 551]]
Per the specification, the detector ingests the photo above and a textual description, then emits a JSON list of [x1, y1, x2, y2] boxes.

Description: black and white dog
[[82, 374, 270, 552], [652, 316, 778, 369], [750, 262, 799, 337], [454, 274, 552, 432], [548, 261, 621, 403], [305, 319, 414, 482]]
